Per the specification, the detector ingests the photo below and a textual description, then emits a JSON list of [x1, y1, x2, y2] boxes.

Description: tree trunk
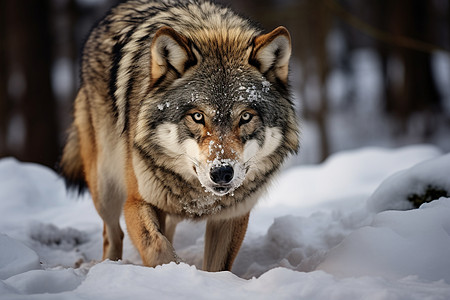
[[6, 0, 59, 168], [384, 0, 441, 133]]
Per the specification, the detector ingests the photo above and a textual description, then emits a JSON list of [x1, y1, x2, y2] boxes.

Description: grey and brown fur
[[60, 0, 299, 272]]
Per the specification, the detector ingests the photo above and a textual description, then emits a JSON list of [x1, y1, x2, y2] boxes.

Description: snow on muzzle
[[196, 159, 246, 196]]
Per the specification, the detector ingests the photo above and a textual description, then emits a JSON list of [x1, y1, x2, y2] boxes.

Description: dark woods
[[0, 0, 118, 167], [1, 0, 449, 167]]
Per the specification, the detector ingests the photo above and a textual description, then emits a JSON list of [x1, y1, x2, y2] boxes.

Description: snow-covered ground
[[1, 144, 450, 299]]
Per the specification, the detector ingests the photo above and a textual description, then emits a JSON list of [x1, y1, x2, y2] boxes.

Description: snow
[[0, 235, 40, 280], [319, 198, 450, 283], [367, 153, 450, 212], [1, 145, 450, 299]]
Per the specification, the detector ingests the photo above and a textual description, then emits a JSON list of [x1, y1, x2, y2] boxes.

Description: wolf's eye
[[191, 112, 205, 125], [239, 112, 253, 126]]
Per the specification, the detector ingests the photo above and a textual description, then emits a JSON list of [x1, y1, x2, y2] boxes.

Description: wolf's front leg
[[124, 195, 178, 267], [203, 212, 250, 272]]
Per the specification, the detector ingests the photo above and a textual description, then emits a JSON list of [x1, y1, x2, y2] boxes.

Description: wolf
[[60, 0, 299, 272]]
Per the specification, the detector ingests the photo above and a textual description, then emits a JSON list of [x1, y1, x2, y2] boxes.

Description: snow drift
[[1, 145, 450, 299]]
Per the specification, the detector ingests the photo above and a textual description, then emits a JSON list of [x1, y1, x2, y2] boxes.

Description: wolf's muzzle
[[210, 165, 234, 184]]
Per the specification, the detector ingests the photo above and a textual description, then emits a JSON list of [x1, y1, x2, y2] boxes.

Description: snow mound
[[70, 261, 450, 300], [4, 268, 84, 295], [367, 153, 450, 212], [259, 144, 442, 211], [234, 208, 369, 278], [319, 197, 450, 283], [0, 234, 41, 280]]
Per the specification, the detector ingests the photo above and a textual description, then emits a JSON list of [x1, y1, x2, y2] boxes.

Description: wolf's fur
[[60, 0, 299, 271]]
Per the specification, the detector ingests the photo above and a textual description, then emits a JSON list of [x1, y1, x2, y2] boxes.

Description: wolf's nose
[[210, 165, 234, 184]]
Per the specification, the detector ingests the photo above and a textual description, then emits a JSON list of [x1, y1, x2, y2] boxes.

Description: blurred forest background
[[0, 0, 449, 168]]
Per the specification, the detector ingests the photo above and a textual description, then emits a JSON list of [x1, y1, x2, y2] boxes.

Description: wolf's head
[[134, 24, 299, 198]]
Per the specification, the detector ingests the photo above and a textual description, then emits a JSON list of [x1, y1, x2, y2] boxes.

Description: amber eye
[[239, 112, 253, 126], [191, 112, 205, 125]]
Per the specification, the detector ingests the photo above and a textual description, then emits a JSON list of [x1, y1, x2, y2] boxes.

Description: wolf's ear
[[150, 27, 197, 87], [249, 26, 291, 84]]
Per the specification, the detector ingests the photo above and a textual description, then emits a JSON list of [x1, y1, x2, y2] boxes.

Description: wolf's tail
[[59, 125, 87, 194]]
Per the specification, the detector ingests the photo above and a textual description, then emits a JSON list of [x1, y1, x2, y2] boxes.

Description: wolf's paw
[[140, 234, 180, 267]]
